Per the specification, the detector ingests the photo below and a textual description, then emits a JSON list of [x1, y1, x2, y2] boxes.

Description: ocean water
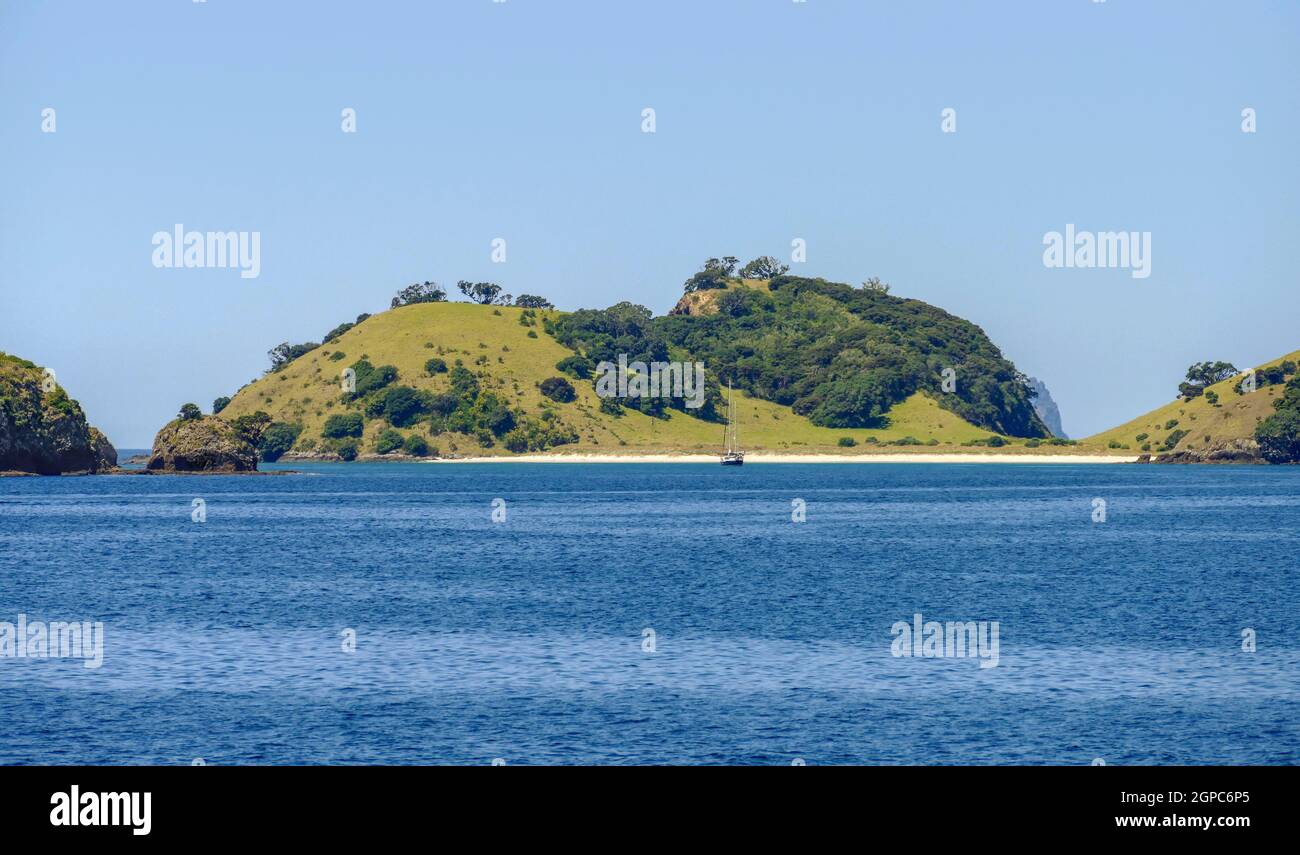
[[1, 462, 1297, 765]]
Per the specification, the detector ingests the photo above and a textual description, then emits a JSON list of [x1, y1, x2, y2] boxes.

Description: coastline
[[425, 452, 1139, 464]]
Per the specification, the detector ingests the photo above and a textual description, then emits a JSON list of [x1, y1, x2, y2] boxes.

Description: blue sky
[[2, 0, 1297, 446]]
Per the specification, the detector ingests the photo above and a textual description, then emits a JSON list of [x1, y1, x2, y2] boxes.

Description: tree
[[231, 411, 272, 446], [211, 396, 231, 415], [322, 413, 364, 439], [258, 422, 302, 462], [683, 257, 739, 293], [739, 256, 789, 279], [455, 280, 509, 305], [178, 403, 202, 421], [391, 281, 446, 309], [514, 294, 554, 309], [1256, 375, 1300, 463], [268, 341, 320, 372], [379, 386, 430, 427], [1179, 361, 1238, 399], [862, 276, 891, 294]]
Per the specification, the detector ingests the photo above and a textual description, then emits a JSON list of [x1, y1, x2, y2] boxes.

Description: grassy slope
[[1081, 349, 1300, 453], [221, 301, 1101, 457]]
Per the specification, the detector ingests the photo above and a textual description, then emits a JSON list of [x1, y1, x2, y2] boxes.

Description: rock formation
[[1027, 377, 1067, 439], [147, 416, 258, 472]]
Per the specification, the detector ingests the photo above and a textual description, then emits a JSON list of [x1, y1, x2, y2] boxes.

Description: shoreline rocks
[[1152, 437, 1264, 464]]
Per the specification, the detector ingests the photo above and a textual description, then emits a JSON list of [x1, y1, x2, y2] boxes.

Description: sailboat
[[720, 380, 744, 466]]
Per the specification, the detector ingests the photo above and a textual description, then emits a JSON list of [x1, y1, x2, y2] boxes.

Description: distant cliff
[[0, 352, 117, 474], [1028, 377, 1066, 439]]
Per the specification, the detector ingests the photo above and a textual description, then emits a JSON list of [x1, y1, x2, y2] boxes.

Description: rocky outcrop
[[669, 288, 729, 316], [1154, 437, 1263, 464], [147, 416, 258, 472], [0, 352, 116, 474], [88, 427, 118, 471], [1027, 377, 1066, 439]]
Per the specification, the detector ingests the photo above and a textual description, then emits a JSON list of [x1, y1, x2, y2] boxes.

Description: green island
[[4, 262, 1299, 472]]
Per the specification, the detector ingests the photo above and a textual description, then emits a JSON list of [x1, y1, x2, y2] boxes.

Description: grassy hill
[[1081, 350, 1300, 456], [221, 300, 1074, 458]]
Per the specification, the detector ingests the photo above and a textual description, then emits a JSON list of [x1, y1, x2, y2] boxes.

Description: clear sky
[[2, 1, 1297, 446]]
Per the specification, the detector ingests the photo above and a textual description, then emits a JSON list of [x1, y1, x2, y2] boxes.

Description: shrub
[[424, 357, 448, 375], [1205, 390, 1219, 405], [1164, 419, 1180, 430], [556, 354, 595, 379], [599, 398, 624, 416], [985, 435, 1007, 447], [540, 377, 576, 403], [322, 413, 364, 439], [403, 434, 429, 456], [212, 396, 231, 415], [258, 422, 302, 462], [329, 351, 346, 362], [332, 438, 359, 461], [1161, 429, 1189, 451], [1135, 433, 1149, 442], [837, 436, 857, 447], [1025, 439, 1040, 448], [375, 428, 404, 455]]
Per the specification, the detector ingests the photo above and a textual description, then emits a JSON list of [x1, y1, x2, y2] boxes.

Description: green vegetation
[[1178, 361, 1238, 400], [656, 274, 1045, 435], [0, 351, 114, 473], [258, 422, 302, 462], [322, 413, 364, 439], [540, 377, 576, 403], [391, 282, 446, 309], [457, 280, 509, 305], [1084, 350, 1300, 461], [220, 274, 1119, 458], [268, 341, 319, 372], [375, 428, 404, 454], [178, 403, 202, 421], [837, 436, 857, 447], [1256, 373, 1300, 463], [212, 396, 231, 415]]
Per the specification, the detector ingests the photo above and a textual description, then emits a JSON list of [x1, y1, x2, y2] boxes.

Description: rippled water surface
[[1, 462, 1297, 764]]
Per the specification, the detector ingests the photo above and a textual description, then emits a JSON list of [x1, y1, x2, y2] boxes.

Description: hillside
[[220, 298, 1081, 459], [1081, 350, 1300, 460]]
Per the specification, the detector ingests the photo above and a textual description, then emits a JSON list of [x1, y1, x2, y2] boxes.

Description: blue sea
[[1, 461, 1297, 765]]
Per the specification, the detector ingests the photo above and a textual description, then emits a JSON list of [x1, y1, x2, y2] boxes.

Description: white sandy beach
[[429, 452, 1138, 464]]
